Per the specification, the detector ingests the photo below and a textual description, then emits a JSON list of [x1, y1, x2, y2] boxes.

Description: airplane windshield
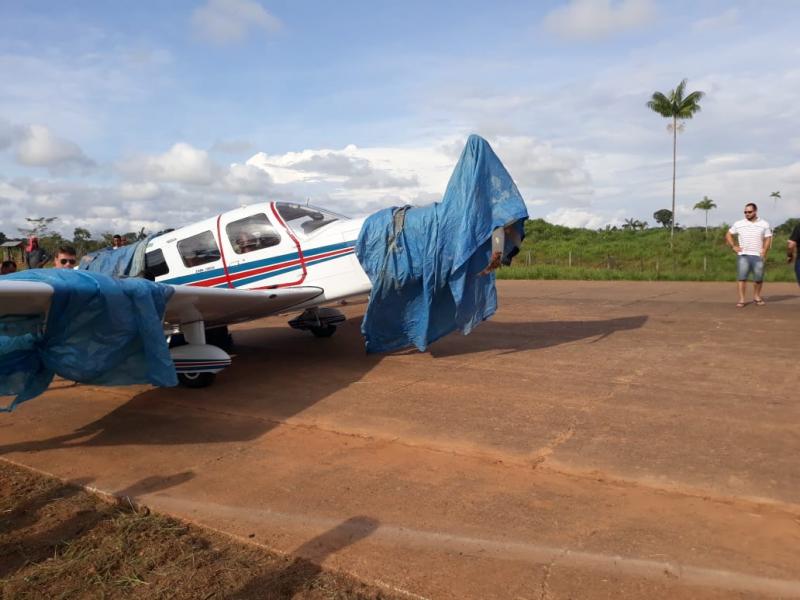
[[274, 203, 345, 236]]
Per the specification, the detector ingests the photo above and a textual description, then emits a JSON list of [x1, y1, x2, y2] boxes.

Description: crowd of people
[[1, 234, 129, 275]]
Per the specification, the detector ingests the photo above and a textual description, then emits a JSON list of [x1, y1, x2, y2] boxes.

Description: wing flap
[[164, 285, 324, 327]]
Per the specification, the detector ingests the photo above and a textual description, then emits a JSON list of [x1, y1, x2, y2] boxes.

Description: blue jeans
[[795, 259, 800, 285], [737, 255, 764, 282]]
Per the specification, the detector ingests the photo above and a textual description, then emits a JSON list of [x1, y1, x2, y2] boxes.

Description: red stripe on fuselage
[[185, 246, 353, 288]]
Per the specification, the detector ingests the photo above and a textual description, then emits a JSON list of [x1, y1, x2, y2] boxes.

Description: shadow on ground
[[0, 315, 647, 454], [230, 516, 380, 599], [429, 315, 648, 357]]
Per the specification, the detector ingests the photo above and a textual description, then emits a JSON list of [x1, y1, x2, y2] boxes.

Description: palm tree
[[770, 190, 781, 206], [693, 195, 717, 237], [647, 79, 705, 247], [623, 218, 638, 230]]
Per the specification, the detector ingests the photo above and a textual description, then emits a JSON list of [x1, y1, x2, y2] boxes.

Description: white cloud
[[247, 145, 421, 191], [191, 0, 281, 45], [546, 207, 611, 229], [13, 124, 94, 170], [119, 182, 161, 201], [491, 136, 591, 191], [543, 0, 656, 41], [223, 163, 274, 194], [120, 143, 222, 185]]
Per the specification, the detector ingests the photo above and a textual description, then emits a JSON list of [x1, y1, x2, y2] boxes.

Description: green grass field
[[497, 219, 798, 282]]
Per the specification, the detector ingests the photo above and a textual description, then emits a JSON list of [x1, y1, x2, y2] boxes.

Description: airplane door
[[218, 207, 306, 289]]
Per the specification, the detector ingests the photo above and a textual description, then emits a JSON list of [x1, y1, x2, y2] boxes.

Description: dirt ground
[[0, 460, 396, 599], [1, 281, 800, 599]]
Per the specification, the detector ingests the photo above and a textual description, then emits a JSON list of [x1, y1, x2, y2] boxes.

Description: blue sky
[[1, 0, 799, 237]]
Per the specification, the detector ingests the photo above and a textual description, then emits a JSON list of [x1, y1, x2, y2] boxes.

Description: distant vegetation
[[498, 219, 799, 282], [1, 217, 150, 266]]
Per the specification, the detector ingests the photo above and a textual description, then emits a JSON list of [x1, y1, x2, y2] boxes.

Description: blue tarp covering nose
[[356, 134, 528, 353], [0, 270, 177, 412]]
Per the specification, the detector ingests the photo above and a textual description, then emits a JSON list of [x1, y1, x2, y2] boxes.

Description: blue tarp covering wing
[[356, 134, 528, 353], [0, 270, 177, 412], [79, 237, 152, 277]]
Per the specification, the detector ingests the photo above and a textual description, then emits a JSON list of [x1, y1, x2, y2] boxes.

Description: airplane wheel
[[178, 372, 216, 388], [310, 325, 336, 338]]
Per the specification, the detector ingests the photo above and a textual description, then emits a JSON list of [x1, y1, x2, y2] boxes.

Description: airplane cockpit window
[[225, 213, 281, 255], [274, 202, 344, 236], [144, 248, 169, 278], [177, 231, 221, 268]]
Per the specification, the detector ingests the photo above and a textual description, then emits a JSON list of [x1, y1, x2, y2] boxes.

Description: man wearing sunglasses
[[725, 203, 772, 307], [54, 246, 79, 269]]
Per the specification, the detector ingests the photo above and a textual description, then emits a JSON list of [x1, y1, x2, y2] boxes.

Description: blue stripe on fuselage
[[162, 240, 355, 286]]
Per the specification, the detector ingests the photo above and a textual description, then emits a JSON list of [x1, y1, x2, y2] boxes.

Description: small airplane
[[0, 135, 527, 397], [0, 201, 374, 389]]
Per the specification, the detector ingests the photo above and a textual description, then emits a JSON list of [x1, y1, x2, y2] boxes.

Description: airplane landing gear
[[309, 324, 337, 338], [289, 307, 346, 338], [177, 371, 216, 388], [170, 321, 231, 388]]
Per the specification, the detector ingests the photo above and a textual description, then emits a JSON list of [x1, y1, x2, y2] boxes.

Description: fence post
[[568, 251, 572, 268], [656, 259, 660, 277], [703, 256, 707, 272], [527, 250, 531, 266]]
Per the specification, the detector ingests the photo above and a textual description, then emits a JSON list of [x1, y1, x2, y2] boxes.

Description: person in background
[[25, 236, 51, 269], [725, 203, 772, 307], [787, 221, 800, 286], [112, 234, 123, 249], [54, 246, 78, 269], [1, 260, 17, 274]]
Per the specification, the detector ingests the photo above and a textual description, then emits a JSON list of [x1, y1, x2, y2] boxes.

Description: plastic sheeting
[[356, 134, 528, 353], [79, 237, 151, 278], [0, 270, 177, 412]]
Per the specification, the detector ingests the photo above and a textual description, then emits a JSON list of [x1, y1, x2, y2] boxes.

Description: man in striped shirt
[[725, 203, 772, 307]]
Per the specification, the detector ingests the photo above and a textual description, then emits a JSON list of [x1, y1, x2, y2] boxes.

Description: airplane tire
[[178, 372, 216, 388], [310, 325, 336, 338]]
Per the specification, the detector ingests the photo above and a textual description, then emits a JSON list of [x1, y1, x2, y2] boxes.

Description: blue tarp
[[356, 134, 528, 353], [79, 237, 151, 277], [0, 270, 177, 412]]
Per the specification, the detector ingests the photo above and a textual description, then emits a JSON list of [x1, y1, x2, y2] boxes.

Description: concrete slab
[[2, 281, 800, 599]]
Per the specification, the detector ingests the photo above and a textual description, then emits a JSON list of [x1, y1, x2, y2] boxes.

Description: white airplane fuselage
[[144, 201, 372, 307]]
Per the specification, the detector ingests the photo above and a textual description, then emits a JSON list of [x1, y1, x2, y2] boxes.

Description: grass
[[0, 461, 396, 600], [496, 220, 798, 282]]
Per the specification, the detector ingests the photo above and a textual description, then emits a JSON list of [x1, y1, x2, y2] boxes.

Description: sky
[[1, 0, 799, 239]]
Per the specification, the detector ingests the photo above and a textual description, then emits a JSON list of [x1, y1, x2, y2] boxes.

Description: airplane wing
[[0, 279, 324, 329], [163, 284, 324, 328], [0, 281, 53, 317]]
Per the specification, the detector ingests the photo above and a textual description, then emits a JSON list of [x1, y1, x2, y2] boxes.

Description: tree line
[[0, 217, 149, 257]]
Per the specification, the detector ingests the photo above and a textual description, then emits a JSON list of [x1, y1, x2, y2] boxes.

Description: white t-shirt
[[728, 218, 772, 256]]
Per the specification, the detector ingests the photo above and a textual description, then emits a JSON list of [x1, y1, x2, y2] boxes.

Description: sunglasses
[[744, 210, 755, 214], [59, 258, 77, 265]]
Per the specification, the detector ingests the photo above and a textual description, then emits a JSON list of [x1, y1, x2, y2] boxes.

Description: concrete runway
[[2, 281, 799, 599]]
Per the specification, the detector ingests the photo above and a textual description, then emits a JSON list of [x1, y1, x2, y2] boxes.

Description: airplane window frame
[[225, 213, 282, 255], [144, 248, 169, 277], [274, 202, 344, 237], [177, 230, 222, 268]]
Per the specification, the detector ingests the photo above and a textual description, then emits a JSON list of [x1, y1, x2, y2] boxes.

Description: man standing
[[54, 246, 78, 269], [24, 236, 51, 269], [725, 203, 772, 307], [788, 221, 800, 286]]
